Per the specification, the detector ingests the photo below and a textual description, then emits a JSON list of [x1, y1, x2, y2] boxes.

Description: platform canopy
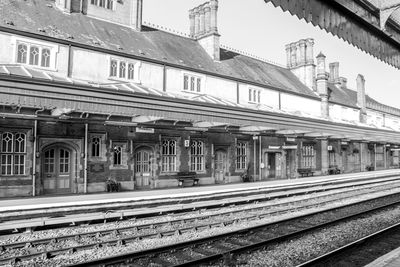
[[264, 0, 400, 69]]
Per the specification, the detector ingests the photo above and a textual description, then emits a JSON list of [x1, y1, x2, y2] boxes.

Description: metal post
[[84, 123, 88, 193], [32, 120, 37, 196], [384, 145, 387, 169], [374, 143, 377, 171], [253, 137, 256, 181]]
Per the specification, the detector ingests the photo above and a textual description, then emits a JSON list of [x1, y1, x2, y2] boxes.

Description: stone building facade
[[0, 0, 399, 197]]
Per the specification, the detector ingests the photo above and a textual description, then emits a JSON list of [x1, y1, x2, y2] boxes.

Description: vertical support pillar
[[320, 139, 328, 175], [84, 123, 88, 193], [384, 145, 387, 169], [211, 143, 214, 179], [374, 144, 377, 171], [253, 137, 256, 181], [32, 120, 37, 196]]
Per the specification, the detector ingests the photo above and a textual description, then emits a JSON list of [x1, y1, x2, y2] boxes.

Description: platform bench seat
[[297, 168, 315, 177], [328, 165, 341, 175], [176, 171, 199, 187]]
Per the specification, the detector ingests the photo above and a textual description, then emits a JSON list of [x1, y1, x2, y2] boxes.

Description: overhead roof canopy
[[264, 0, 400, 69]]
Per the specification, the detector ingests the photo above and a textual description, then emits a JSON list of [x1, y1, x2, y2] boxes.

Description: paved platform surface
[[365, 246, 400, 267], [1, 170, 398, 213]]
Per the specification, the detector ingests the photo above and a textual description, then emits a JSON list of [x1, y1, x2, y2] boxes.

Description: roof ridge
[[142, 21, 192, 39], [220, 44, 286, 68]]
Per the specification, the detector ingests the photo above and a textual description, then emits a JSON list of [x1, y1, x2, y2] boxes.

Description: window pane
[[2, 133, 13, 153], [128, 63, 135, 80], [114, 146, 122, 165], [197, 78, 201, 92], [17, 44, 27, 63], [29, 46, 39, 65], [183, 75, 189, 90], [91, 137, 100, 157], [14, 133, 26, 153], [190, 77, 195, 91], [119, 62, 126, 78], [41, 48, 51, 67], [110, 60, 117, 77], [248, 89, 252, 102]]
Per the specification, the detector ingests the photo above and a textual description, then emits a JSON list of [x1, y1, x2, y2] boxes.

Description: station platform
[[1, 170, 398, 214], [0, 169, 399, 235]]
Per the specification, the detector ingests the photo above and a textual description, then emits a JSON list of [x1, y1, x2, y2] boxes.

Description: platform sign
[[282, 145, 297, 149], [286, 137, 296, 142], [184, 140, 190, 147], [136, 127, 155, 133], [268, 145, 281, 150]]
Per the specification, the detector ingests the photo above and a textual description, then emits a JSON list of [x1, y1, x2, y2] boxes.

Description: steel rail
[[1, 178, 397, 251], [296, 220, 400, 266], [1, 181, 399, 265], [1, 173, 398, 231], [62, 193, 400, 266]]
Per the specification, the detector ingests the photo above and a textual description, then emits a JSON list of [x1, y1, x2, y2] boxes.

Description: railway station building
[[1, 0, 400, 197]]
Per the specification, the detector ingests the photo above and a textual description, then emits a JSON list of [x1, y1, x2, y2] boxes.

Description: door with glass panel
[[214, 150, 227, 183], [135, 148, 152, 188], [42, 146, 72, 194]]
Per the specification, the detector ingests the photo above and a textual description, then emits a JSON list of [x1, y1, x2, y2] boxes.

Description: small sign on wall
[[184, 140, 190, 147], [327, 145, 333, 151]]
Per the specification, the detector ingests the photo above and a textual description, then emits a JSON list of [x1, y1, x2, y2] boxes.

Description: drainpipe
[[259, 136, 262, 181], [32, 120, 37, 196], [84, 123, 88, 193], [384, 145, 387, 169]]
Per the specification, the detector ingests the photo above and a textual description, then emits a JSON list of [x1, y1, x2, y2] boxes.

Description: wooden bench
[[297, 168, 315, 177], [328, 165, 341, 175], [176, 171, 199, 187]]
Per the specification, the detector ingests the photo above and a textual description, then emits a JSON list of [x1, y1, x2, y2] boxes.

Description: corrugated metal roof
[[0, 0, 315, 98]]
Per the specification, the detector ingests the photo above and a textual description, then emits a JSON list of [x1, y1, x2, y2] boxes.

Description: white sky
[[143, 0, 400, 108]]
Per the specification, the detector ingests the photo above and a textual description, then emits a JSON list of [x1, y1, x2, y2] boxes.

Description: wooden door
[[214, 150, 227, 183], [135, 148, 151, 188], [43, 147, 72, 194]]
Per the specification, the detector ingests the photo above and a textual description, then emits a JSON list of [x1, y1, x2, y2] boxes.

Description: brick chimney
[[285, 38, 316, 90], [84, 0, 142, 31], [131, 0, 143, 31], [189, 0, 220, 61], [316, 52, 329, 119], [339, 77, 347, 89], [329, 62, 340, 84], [357, 74, 367, 123]]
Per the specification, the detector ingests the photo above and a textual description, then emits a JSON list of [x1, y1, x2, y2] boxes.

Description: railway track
[[1, 173, 399, 235], [2, 180, 400, 266], [297, 220, 400, 267], [65, 192, 400, 267]]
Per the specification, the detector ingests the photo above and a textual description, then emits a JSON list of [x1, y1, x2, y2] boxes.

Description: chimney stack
[[329, 62, 340, 84], [285, 38, 315, 90], [357, 74, 367, 123], [316, 52, 329, 119], [189, 0, 220, 61], [131, 0, 143, 31]]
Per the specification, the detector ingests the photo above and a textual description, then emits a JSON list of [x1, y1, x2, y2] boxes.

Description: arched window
[[91, 137, 100, 157], [41, 48, 51, 67], [161, 139, 176, 172], [190, 140, 204, 171], [17, 44, 27, 63], [29, 46, 39, 65], [113, 145, 122, 165], [1, 132, 26, 175]]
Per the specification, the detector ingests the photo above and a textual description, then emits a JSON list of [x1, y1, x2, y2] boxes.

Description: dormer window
[[183, 74, 202, 93], [248, 88, 261, 103], [109, 58, 138, 81], [16, 42, 53, 68], [90, 0, 115, 10]]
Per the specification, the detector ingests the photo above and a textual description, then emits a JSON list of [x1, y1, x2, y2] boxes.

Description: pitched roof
[[0, 0, 316, 98]]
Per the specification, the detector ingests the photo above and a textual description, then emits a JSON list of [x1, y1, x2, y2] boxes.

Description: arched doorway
[[135, 147, 153, 189], [42, 145, 73, 194], [214, 149, 227, 183]]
